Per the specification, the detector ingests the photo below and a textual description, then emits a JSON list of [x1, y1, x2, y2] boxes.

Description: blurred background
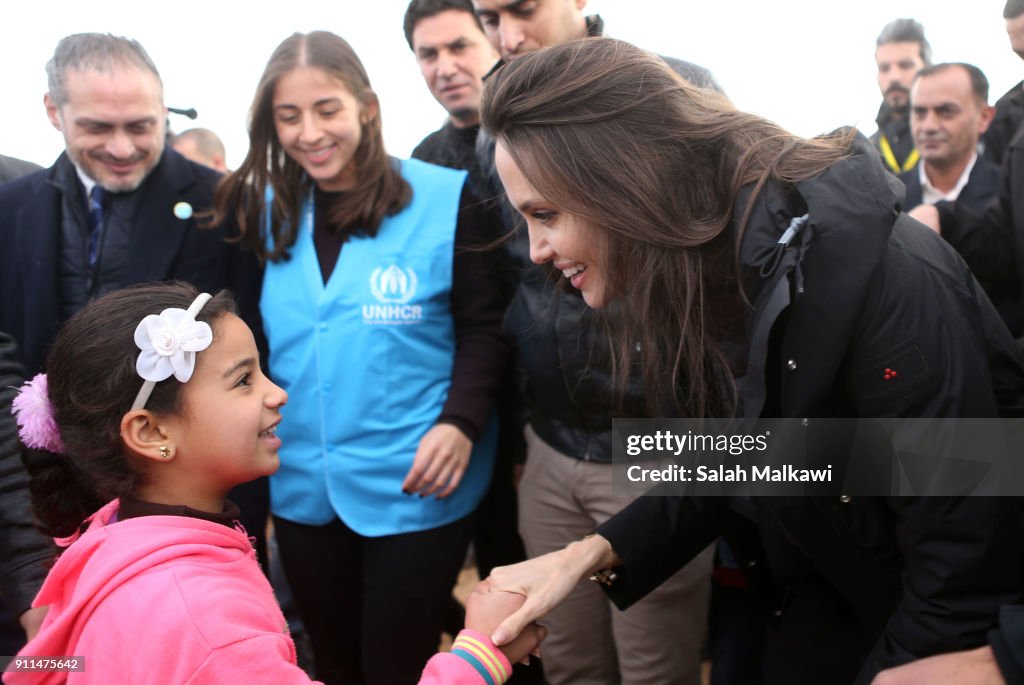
[[2, 0, 1017, 169]]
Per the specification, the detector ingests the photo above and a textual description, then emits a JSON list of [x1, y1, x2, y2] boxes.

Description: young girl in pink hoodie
[[6, 282, 541, 685]]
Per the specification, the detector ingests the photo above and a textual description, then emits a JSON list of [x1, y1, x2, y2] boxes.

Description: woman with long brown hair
[[477, 38, 1024, 684], [211, 31, 509, 685]]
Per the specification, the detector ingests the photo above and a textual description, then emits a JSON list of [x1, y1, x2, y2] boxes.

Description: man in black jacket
[[982, 0, 1024, 166], [899, 63, 998, 215], [0, 334, 52, 661], [0, 155, 49, 660], [406, 0, 498, 195], [870, 18, 930, 174], [911, 123, 1024, 338], [0, 155, 41, 184]]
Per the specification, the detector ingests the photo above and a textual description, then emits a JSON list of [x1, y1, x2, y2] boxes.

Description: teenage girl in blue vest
[[211, 31, 508, 685]]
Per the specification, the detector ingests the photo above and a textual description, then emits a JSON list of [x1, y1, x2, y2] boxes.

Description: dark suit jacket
[[0, 148, 263, 374], [983, 81, 1024, 167], [0, 154, 42, 184], [938, 129, 1024, 337], [899, 156, 1001, 216], [0, 331, 54, 617]]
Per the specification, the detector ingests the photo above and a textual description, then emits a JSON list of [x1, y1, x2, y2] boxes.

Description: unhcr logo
[[370, 265, 417, 303], [363, 265, 423, 325]]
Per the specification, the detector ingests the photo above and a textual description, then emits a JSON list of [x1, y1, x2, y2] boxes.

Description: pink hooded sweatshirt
[[3, 500, 512, 685]]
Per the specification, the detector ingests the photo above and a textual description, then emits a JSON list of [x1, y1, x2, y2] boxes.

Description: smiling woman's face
[[272, 66, 373, 192], [495, 141, 608, 308]]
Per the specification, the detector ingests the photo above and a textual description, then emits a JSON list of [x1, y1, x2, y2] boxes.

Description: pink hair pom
[[12, 373, 65, 454]]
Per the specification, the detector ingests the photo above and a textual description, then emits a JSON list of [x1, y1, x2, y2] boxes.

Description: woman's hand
[[871, 646, 1004, 685], [485, 534, 618, 646], [465, 579, 546, 665], [401, 423, 472, 499]]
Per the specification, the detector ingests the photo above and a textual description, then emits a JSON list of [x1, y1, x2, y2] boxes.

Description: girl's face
[[495, 141, 608, 307], [272, 66, 375, 192], [163, 314, 287, 495]]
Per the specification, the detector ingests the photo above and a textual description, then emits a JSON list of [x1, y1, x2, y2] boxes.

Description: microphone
[[167, 106, 198, 120]]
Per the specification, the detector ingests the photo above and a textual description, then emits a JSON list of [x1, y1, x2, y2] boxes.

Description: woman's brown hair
[[481, 38, 853, 417], [211, 31, 411, 262]]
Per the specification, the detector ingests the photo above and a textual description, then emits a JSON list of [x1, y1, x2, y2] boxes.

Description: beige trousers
[[518, 425, 714, 685]]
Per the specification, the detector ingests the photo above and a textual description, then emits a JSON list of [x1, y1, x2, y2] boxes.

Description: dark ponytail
[[20, 446, 101, 539]]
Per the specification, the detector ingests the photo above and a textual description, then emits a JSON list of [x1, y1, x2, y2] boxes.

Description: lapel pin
[[173, 202, 193, 220]]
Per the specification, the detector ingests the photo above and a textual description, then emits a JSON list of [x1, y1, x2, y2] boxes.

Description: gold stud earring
[[159, 445, 171, 459]]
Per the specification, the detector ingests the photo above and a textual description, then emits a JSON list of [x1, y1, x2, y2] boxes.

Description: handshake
[[463, 534, 620, 666], [464, 578, 546, 666]]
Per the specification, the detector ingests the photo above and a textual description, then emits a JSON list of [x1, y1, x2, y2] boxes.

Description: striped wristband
[[451, 630, 510, 685]]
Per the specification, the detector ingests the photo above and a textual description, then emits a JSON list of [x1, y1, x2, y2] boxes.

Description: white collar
[[73, 162, 98, 198], [919, 153, 977, 205]]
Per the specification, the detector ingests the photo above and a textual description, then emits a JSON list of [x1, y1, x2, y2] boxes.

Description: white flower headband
[[131, 293, 214, 410]]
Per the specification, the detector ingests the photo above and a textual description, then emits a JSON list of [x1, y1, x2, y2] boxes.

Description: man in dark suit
[[900, 62, 998, 216], [982, 0, 1024, 166], [0, 33, 261, 375], [172, 128, 229, 173], [0, 155, 41, 184], [0, 153, 48, 666], [902, 63, 1014, 331]]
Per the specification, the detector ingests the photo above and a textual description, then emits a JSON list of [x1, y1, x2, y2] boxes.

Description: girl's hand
[[19, 605, 48, 640], [401, 423, 472, 499], [465, 579, 546, 665], [485, 534, 617, 646]]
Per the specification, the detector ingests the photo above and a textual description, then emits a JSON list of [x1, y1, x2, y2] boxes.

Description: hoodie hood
[[8, 499, 260, 685], [741, 131, 901, 272], [739, 131, 903, 302], [736, 131, 906, 417]]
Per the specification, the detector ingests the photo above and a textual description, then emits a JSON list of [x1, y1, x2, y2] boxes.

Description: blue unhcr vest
[[262, 158, 497, 535]]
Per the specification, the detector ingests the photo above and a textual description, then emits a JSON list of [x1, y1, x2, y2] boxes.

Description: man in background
[[872, 18, 931, 174], [0, 155, 41, 184], [406, 0, 498, 193], [172, 127, 229, 173], [983, 0, 1024, 165], [472, 0, 716, 88], [901, 63, 998, 214], [0, 32, 261, 375]]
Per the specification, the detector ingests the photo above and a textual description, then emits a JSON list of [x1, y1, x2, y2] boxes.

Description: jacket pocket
[[849, 340, 934, 413]]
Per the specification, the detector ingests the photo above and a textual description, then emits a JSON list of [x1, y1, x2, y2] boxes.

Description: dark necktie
[[86, 185, 105, 268]]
